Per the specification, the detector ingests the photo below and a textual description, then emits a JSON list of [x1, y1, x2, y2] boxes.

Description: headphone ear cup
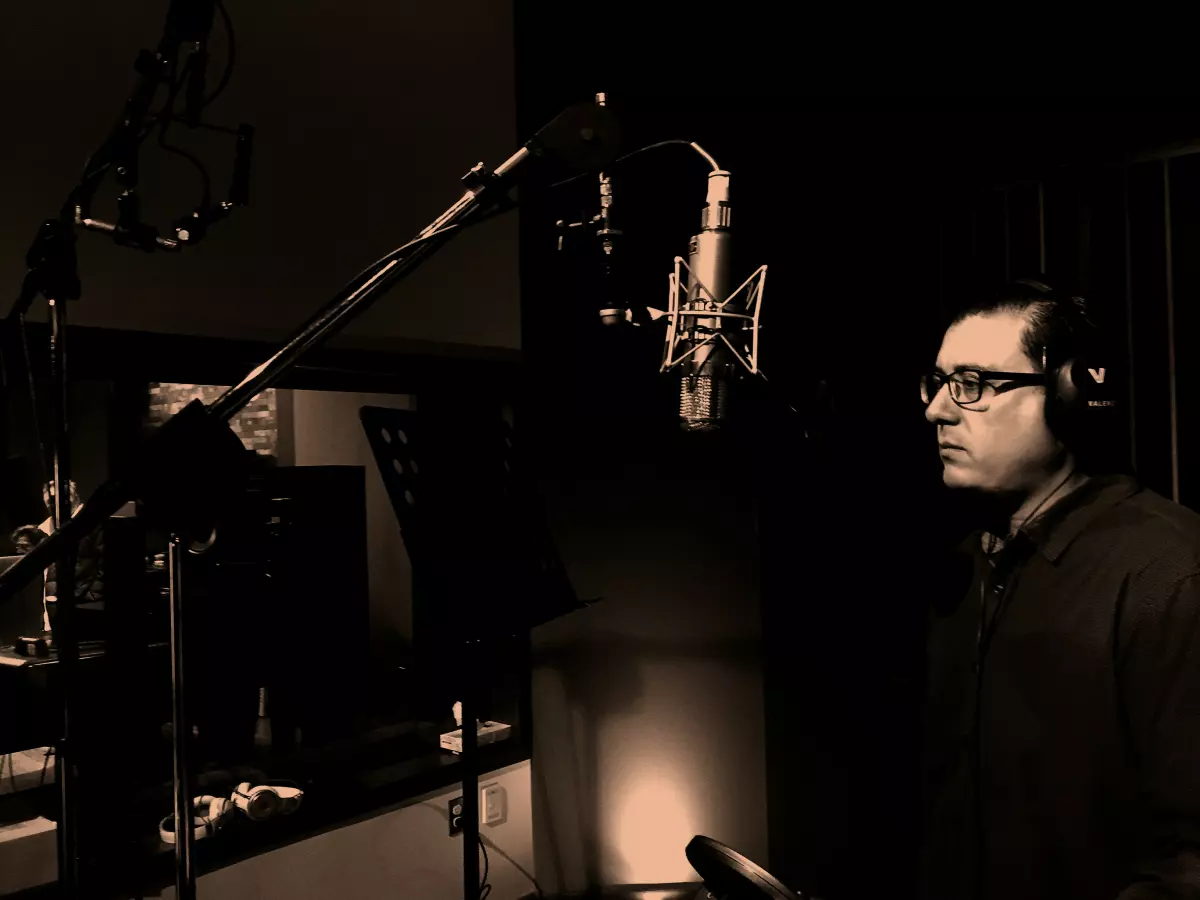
[[1057, 361, 1079, 408], [273, 786, 303, 815], [1042, 361, 1077, 446], [235, 784, 280, 821]]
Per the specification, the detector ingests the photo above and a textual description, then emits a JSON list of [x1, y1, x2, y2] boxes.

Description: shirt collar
[[952, 474, 1140, 563], [1022, 474, 1139, 562]]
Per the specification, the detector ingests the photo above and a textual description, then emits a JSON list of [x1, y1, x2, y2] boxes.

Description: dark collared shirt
[[920, 474, 1200, 900]]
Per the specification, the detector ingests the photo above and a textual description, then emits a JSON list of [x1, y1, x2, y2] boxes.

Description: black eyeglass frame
[[920, 369, 1049, 407]]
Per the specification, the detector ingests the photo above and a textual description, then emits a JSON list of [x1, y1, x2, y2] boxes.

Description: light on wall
[[611, 761, 699, 883]]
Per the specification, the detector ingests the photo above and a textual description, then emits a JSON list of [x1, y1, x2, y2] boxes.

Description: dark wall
[[513, 9, 1200, 896], [513, 13, 949, 899], [1, 0, 519, 355]]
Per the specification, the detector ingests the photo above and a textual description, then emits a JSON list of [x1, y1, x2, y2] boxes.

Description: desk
[[0, 643, 114, 667], [0, 639, 530, 897], [0, 718, 528, 899]]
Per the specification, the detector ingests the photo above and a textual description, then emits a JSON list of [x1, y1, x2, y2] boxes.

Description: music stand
[[360, 404, 590, 900]]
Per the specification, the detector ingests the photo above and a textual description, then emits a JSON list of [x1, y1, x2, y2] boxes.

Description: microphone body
[[656, 168, 766, 432], [678, 172, 735, 431]]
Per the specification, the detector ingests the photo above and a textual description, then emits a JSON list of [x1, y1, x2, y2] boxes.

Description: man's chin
[[942, 465, 976, 489]]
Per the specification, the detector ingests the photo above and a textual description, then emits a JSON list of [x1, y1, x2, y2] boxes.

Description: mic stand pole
[[168, 535, 197, 897], [49, 295, 81, 895], [0, 101, 619, 900], [9, 18, 195, 891], [461, 639, 481, 900], [11, 215, 86, 895]]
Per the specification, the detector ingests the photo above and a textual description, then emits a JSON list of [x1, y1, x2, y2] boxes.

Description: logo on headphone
[[1087, 367, 1106, 383]]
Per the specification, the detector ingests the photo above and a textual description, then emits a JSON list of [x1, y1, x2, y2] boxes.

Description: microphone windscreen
[[680, 376, 729, 432]]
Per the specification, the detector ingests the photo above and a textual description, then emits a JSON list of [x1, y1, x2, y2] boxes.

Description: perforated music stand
[[360, 405, 586, 631], [360, 404, 590, 900]]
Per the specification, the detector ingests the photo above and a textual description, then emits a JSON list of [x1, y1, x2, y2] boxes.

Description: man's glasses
[[920, 369, 1048, 407]]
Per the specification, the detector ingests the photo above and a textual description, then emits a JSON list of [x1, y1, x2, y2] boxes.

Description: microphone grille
[[680, 376, 728, 432]]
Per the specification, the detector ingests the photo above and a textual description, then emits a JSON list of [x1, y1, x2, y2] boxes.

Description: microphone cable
[[479, 833, 491, 899], [155, 1, 236, 216], [549, 139, 720, 190]]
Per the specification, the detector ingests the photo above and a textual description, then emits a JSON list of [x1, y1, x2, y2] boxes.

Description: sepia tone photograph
[[0, 4, 1195, 900]]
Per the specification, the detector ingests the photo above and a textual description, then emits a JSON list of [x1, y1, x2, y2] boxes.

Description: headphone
[[1010, 277, 1120, 447], [231, 781, 304, 821], [159, 782, 304, 844], [159, 794, 233, 845]]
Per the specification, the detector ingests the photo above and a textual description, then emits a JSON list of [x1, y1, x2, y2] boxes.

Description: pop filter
[[685, 835, 814, 900]]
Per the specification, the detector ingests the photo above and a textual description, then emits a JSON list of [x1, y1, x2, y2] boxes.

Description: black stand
[[685, 836, 817, 900], [461, 640, 482, 899], [0, 100, 619, 900], [359, 405, 591, 900], [4, 6, 243, 893], [49, 294, 81, 894], [167, 535, 197, 895], [9, 216, 87, 894]]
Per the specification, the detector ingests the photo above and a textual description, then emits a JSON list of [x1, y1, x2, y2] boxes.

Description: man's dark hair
[[949, 277, 1099, 377]]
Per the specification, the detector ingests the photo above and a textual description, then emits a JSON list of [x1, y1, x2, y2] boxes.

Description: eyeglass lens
[[921, 371, 981, 405]]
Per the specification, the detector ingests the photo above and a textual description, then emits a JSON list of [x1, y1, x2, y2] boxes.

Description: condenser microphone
[[654, 169, 766, 432], [678, 170, 734, 430]]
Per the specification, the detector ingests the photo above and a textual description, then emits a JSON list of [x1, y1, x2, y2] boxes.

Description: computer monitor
[[0, 556, 45, 648]]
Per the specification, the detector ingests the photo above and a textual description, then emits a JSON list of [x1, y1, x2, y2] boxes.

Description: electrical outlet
[[481, 783, 506, 826], [448, 796, 464, 836]]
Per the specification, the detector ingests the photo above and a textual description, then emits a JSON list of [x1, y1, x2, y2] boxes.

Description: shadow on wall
[[531, 627, 766, 896]]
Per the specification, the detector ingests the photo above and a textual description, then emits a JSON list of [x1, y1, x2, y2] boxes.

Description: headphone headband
[[159, 795, 231, 845], [1011, 277, 1095, 328]]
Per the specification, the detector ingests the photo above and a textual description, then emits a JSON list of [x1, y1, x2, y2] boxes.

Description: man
[[9, 479, 104, 635], [918, 278, 1200, 900]]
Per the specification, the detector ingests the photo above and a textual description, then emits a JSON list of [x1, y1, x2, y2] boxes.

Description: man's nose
[[924, 383, 958, 424]]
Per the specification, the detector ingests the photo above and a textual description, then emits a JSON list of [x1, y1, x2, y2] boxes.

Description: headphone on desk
[[231, 781, 304, 821], [158, 795, 233, 845], [159, 782, 304, 844]]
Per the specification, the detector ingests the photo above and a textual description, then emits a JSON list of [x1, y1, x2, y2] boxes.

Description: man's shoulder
[[1089, 485, 1200, 577]]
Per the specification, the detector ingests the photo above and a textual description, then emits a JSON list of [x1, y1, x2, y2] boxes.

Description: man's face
[[925, 311, 1062, 494]]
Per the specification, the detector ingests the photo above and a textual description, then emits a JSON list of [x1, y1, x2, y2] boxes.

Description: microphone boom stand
[[6, 14, 210, 891], [0, 101, 618, 900]]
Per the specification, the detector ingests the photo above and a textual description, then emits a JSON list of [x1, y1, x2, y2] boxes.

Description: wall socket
[[448, 784, 506, 836]]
